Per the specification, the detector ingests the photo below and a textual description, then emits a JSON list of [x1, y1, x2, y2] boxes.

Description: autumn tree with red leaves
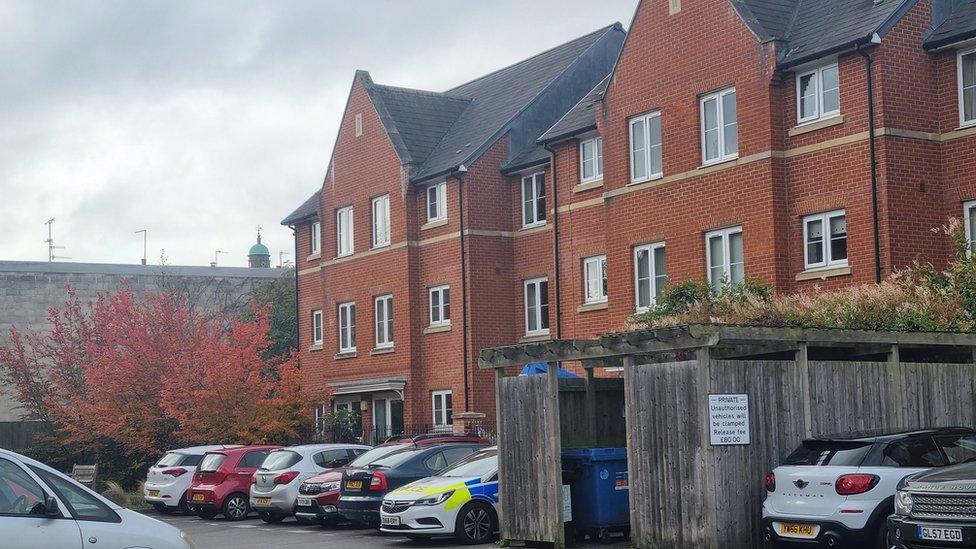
[[0, 285, 310, 485]]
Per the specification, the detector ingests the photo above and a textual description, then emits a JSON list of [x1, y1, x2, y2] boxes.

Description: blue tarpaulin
[[519, 362, 581, 379]]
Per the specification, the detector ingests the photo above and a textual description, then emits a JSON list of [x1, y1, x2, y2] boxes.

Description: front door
[[373, 398, 389, 441]]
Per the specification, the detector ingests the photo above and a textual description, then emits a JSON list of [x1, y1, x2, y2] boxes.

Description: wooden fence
[[0, 421, 50, 451]]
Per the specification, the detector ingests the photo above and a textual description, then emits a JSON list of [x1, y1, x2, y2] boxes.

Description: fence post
[[796, 343, 813, 439], [585, 367, 598, 445], [547, 359, 565, 549], [695, 346, 717, 549]]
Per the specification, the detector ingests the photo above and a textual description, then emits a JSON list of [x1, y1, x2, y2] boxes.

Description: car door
[[0, 457, 82, 549], [233, 450, 271, 490]]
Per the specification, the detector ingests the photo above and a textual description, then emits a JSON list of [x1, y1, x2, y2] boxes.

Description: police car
[[379, 447, 498, 544]]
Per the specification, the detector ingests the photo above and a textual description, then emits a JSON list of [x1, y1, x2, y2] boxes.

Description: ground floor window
[[634, 242, 667, 311], [706, 226, 744, 291], [965, 201, 976, 255], [803, 210, 847, 269], [432, 390, 453, 430]]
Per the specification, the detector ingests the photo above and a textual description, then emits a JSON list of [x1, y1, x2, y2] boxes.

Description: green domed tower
[[248, 227, 271, 268]]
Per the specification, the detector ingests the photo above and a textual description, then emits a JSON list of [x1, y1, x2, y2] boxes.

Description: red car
[[185, 445, 280, 520], [295, 434, 487, 526]]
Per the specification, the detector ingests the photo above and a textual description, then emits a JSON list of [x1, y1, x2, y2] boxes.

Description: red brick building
[[284, 0, 976, 433]]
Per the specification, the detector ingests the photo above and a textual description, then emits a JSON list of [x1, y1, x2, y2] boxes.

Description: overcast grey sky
[[0, 1, 638, 268]]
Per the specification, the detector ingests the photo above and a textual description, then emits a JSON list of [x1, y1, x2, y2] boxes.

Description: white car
[[0, 448, 195, 549], [380, 447, 498, 545], [762, 428, 976, 549], [144, 444, 240, 514], [251, 443, 369, 523]]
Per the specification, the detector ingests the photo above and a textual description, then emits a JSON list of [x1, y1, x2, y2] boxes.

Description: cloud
[[0, 0, 638, 267]]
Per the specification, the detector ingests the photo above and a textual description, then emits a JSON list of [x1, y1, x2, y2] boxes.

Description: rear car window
[[156, 452, 185, 467], [180, 454, 203, 467], [783, 440, 873, 466], [881, 438, 946, 467], [199, 453, 227, 472], [935, 433, 976, 465], [239, 450, 272, 468], [349, 444, 410, 468], [261, 451, 302, 471]]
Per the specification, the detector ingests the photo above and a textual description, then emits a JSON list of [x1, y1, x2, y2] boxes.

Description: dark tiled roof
[[281, 190, 320, 225], [732, 0, 913, 67], [538, 75, 610, 143], [926, 0, 976, 50], [501, 145, 550, 173]]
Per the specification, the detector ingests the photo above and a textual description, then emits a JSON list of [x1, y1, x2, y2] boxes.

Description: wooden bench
[[70, 464, 97, 487]]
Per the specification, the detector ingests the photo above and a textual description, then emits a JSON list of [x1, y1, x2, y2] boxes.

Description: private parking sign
[[708, 394, 750, 446]]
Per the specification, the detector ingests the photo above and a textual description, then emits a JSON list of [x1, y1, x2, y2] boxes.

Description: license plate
[[346, 480, 363, 490], [918, 526, 964, 542], [297, 497, 312, 507], [148, 490, 160, 497], [254, 497, 271, 506], [192, 493, 205, 502], [381, 516, 401, 526], [778, 523, 816, 538]]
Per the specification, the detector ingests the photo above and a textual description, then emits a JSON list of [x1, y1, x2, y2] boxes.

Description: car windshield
[[784, 440, 872, 466], [261, 450, 302, 471], [156, 452, 186, 467], [368, 448, 424, 468], [199, 453, 227, 472], [440, 449, 498, 478], [348, 444, 409, 468]]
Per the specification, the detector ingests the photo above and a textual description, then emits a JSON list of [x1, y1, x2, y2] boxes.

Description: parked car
[[338, 442, 488, 527], [144, 444, 240, 514], [762, 427, 976, 548], [185, 445, 280, 520], [0, 448, 195, 549], [296, 433, 490, 527], [889, 444, 976, 547], [380, 446, 499, 544], [250, 443, 369, 523]]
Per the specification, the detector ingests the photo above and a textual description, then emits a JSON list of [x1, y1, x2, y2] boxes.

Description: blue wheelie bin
[[561, 448, 630, 544]]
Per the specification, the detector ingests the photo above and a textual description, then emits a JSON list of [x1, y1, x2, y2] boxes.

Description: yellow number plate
[[148, 490, 160, 497], [192, 493, 205, 502], [346, 480, 363, 490], [778, 523, 815, 538], [255, 497, 271, 506]]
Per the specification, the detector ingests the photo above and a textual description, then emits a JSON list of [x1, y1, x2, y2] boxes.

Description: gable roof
[[925, 0, 976, 50], [538, 75, 611, 144], [281, 189, 320, 225], [731, 0, 915, 68]]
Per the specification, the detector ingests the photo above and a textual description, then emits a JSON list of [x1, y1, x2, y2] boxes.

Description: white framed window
[[521, 172, 547, 228], [964, 201, 976, 255], [583, 255, 608, 304], [336, 206, 354, 257], [371, 194, 391, 248], [797, 63, 840, 124], [580, 137, 604, 182], [311, 221, 321, 255], [311, 309, 323, 346], [706, 226, 744, 291], [338, 301, 356, 353], [634, 242, 668, 311], [355, 113, 363, 137], [432, 390, 453, 428], [629, 111, 663, 182], [427, 182, 447, 223], [803, 210, 847, 270], [524, 277, 550, 336], [700, 88, 738, 165], [959, 49, 976, 127], [429, 285, 451, 327], [374, 294, 393, 348]]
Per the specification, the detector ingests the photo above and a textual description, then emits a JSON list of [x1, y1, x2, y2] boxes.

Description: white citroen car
[[0, 448, 195, 549], [144, 444, 240, 514], [251, 443, 370, 523], [380, 447, 499, 545]]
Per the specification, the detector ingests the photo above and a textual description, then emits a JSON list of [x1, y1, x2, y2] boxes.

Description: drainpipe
[[544, 144, 562, 340], [291, 224, 300, 355], [455, 166, 471, 411], [857, 44, 883, 284]]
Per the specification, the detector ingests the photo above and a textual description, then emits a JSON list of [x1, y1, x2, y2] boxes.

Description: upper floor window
[[522, 173, 547, 228], [427, 182, 447, 223], [311, 221, 321, 255], [429, 285, 451, 327], [338, 302, 356, 353], [797, 63, 840, 124], [336, 206, 354, 257], [965, 201, 976, 255], [803, 210, 847, 270], [583, 255, 608, 304], [355, 113, 363, 137], [580, 137, 604, 182], [706, 226, 744, 291], [524, 277, 550, 336], [372, 194, 391, 248], [630, 111, 663, 183], [374, 294, 393, 348], [634, 242, 667, 311], [311, 310, 323, 346], [700, 88, 738, 165], [959, 49, 976, 127]]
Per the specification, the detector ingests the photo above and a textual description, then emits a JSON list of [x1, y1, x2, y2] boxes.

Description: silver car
[[250, 443, 370, 523]]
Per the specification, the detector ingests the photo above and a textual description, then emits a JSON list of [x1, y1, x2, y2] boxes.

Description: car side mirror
[[31, 495, 59, 517]]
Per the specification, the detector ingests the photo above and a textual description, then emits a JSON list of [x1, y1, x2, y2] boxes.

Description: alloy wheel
[[463, 507, 491, 542], [225, 496, 247, 520]]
